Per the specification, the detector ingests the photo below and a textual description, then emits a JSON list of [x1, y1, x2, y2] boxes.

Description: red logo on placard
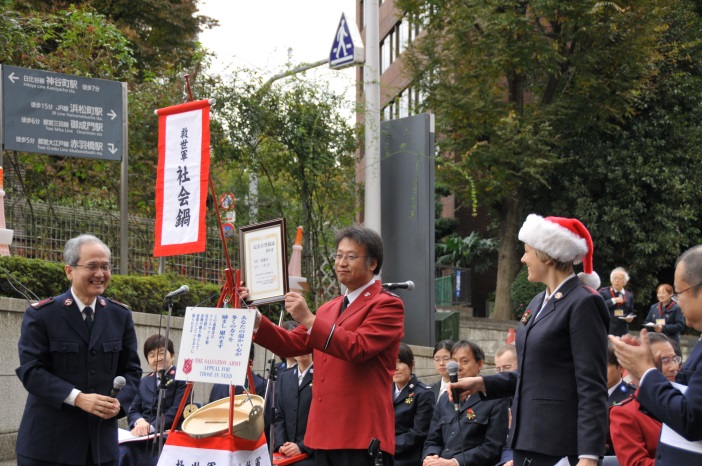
[[182, 358, 193, 375]]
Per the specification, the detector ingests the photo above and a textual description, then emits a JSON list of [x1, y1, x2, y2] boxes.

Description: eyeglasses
[[661, 356, 683, 366], [330, 253, 366, 263], [433, 356, 451, 364], [671, 283, 702, 302], [495, 364, 515, 373], [74, 263, 112, 272]]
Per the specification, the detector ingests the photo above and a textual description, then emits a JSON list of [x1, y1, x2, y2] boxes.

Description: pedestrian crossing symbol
[[329, 12, 364, 69]]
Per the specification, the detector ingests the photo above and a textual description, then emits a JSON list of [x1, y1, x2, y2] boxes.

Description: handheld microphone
[[165, 284, 190, 299], [446, 360, 461, 412], [110, 376, 126, 398], [382, 281, 415, 291]]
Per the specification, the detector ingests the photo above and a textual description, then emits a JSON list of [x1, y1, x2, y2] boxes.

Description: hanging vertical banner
[[154, 99, 211, 257]]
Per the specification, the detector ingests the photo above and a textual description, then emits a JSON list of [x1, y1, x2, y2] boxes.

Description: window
[[381, 39, 389, 74]]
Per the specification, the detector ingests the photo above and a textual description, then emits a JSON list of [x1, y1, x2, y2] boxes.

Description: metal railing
[[435, 266, 471, 307], [6, 199, 231, 282]]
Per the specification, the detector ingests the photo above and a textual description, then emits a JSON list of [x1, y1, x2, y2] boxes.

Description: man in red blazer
[[253, 226, 404, 466]]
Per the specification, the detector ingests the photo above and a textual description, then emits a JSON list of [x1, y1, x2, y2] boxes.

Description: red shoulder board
[[583, 285, 599, 294], [381, 289, 399, 298], [106, 297, 130, 310], [31, 297, 54, 309]]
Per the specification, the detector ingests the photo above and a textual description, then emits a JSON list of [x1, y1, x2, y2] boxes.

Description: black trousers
[[17, 454, 116, 466], [513, 450, 601, 466], [314, 449, 394, 466], [18, 443, 116, 466]]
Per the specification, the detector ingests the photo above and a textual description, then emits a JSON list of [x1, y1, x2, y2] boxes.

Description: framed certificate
[[239, 218, 289, 305]]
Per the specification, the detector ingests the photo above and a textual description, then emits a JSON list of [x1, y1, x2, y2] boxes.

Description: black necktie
[[84, 306, 94, 334], [340, 296, 349, 315]]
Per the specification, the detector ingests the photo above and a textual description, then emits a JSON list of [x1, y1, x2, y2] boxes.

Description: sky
[[196, 0, 358, 108]]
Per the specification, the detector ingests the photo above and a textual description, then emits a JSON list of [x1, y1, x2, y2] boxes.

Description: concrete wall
[[0, 298, 447, 464], [2, 298, 697, 465]]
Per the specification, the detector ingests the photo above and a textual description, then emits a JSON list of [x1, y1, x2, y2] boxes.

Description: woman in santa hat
[[446, 214, 610, 466]]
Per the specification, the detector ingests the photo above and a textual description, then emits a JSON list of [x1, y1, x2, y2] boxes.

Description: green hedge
[[0, 256, 222, 316], [510, 266, 543, 320]]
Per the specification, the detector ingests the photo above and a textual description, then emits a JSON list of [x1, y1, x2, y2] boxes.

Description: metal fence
[[6, 198, 231, 282], [435, 266, 472, 307], [4, 198, 344, 305], [5, 199, 472, 307]]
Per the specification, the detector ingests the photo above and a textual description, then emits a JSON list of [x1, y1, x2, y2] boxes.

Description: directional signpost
[[1, 65, 126, 161], [329, 12, 364, 70], [0, 65, 129, 273]]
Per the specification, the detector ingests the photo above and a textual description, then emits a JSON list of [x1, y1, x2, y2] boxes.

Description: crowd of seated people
[[121, 327, 694, 466]]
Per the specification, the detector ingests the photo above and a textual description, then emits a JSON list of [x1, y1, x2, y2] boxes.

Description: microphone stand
[[151, 295, 176, 458], [263, 305, 285, 461], [266, 357, 279, 460]]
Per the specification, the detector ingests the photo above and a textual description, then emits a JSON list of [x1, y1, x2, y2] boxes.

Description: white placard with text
[[175, 307, 255, 385]]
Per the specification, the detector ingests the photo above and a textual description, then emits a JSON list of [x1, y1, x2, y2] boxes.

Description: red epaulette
[[583, 285, 600, 295], [106, 297, 131, 310], [30, 297, 54, 309], [381, 289, 400, 298]]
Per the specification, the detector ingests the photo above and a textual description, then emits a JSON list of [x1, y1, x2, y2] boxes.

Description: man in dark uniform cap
[[16, 234, 141, 466]]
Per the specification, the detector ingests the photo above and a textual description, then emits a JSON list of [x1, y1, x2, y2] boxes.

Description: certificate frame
[[239, 218, 289, 305]]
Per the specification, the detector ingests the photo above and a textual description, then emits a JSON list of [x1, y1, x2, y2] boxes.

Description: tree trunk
[[491, 196, 523, 320]]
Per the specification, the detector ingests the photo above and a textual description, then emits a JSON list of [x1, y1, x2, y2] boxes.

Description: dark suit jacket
[[430, 381, 442, 402], [483, 276, 610, 458], [643, 302, 685, 342], [636, 340, 702, 464], [274, 364, 314, 456], [423, 392, 509, 466], [127, 366, 187, 431], [394, 375, 435, 466], [599, 286, 635, 336], [254, 280, 404, 454], [16, 291, 141, 464]]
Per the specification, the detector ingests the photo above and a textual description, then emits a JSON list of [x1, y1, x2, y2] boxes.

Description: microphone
[[165, 284, 190, 299], [382, 281, 415, 291], [110, 376, 126, 397], [446, 360, 461, 412]]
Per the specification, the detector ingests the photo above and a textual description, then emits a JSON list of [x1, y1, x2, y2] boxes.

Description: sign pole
[[364, 0, 382, 239], [119, 82, 128, 274]]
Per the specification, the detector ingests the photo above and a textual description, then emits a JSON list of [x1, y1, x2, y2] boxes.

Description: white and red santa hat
[[518, 214, 600, 289]]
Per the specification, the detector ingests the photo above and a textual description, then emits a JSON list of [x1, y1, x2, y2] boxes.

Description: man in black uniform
[[16, 234, 141, 466]]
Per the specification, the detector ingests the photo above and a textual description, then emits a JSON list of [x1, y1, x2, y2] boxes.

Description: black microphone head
[[406, 280, 415, 291], [446, 360, 459, 377], [113, 375, 126, 389]]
